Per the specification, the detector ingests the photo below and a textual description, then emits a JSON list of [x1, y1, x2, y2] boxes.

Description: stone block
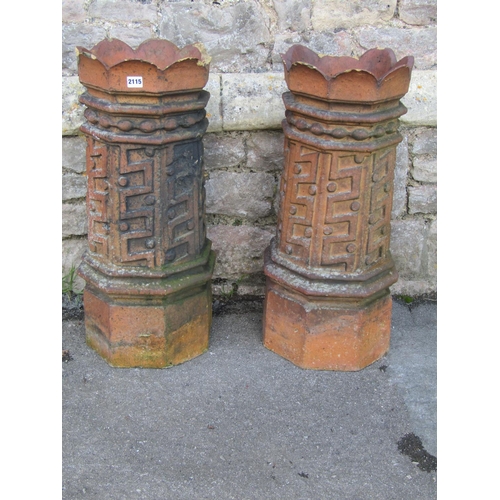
[[207, 225, 274, 279], [62, 77, 85, 136], [412, 157, 437, 183], [62, 238, 88, 292], [426, 218, 437, 279], [272, 30, 355, 68], [411, 127, 437, 155], [205, 74, 223, 132], [399, 0, 437, 25], [62, 136, 86, 174], [205, 171, 276, 220], [356, 26, 436, 70], [246, 131, 284, 172], [108, 26, 154, 49], [273, 0, 312, 31], [88, 0, 157, 23], [62, 238, 87, 272], [221, 73, 287, 130], [392, 136, 409, 219], [62, 203, 87, 237], [400, 70, 437, 126], [312, 0, 397, 30], [62, 0, 87, 22], [408, 185, 437, 214], [390, 219, 426, 277], [203, 133, 246, 171], [62, 174, 87, 201], [159, 1, 272, 73], [234, 281, 266, 298], [390, 278, 434, 297], [62, 24, 107, 75]]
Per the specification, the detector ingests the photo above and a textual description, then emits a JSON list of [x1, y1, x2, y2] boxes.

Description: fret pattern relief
[[162, 140, 205, 265], [86, 138, 109, 257], [365, 147, 395, 267], [117, 147, 156, 267], [278, 141, 396, 274], [85, 140, 206, 270], [320, 153, 367, 272], [278, 143, 319, 262]]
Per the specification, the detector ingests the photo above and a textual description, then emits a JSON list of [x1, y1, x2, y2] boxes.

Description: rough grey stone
[[356, 26, 436, 70], [205, 74, 223, 133], [207, 225, 274, 279], [62, 238, 87, 272], [62, 0, 87, 22], [62, 77, 86, 136], [159, 1, 272, 73], [63, 136, 87, 174], [412, 157, 437, 183], [411, 127, 437, 155], [246, 131, 284, 172], [426, 218, 437, 279], [273, 0, 312, 31], [63, 174, 87, 201], [408, 185, 437, 214], [399, 0, 437, 26], [392, 137, 409, 219], [203, 133, 246, 171], [400, 70, 437, 127], [228, 282, 266, 297], [222, 73, 287, 131], [205, 171, 276, 220], [272, 30, 356, 68], [390, 218, 426, 277], [108, 26, 154, 48], [63, 203, 88, 237], [62, 238, 87, 292], [312, 0, 397, 29], [272, 183, 283, 217], [390, 278, 434, 297], [62, 24, 107, 75], [89, 0, 157, 23]]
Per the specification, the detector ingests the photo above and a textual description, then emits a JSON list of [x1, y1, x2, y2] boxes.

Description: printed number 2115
[[127, 76, 143, 88]]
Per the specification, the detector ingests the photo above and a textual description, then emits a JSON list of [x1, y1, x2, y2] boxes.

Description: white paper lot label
[[127, 76, 143, 88]]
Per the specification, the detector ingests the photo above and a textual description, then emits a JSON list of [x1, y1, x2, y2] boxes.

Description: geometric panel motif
[[320, 153, 368, 272], [365, 147, 396, 266], [86, 138, 109, 257], [117, 146, 156, 267], [279, 140, 368, 273], [279, 142, 320, 263], [161, 140, 204, 265]]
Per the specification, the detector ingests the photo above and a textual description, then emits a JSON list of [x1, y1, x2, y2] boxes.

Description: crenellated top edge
[[281, 45, 414, 103], [76, 38, 211, 95], [76, 38, 211, 70]]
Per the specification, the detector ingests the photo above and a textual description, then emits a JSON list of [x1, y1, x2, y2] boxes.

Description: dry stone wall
[[62, 0, 437, 298]]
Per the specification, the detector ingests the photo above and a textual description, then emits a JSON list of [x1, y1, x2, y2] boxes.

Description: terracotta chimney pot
[[263, 45, 414, 371], [77, 39, 215, 368]]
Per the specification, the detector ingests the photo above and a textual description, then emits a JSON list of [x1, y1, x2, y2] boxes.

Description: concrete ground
[[62, 299, 437, 499]]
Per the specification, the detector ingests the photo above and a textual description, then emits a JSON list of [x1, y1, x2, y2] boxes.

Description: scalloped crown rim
[[281, 44, 414, 83], [76, 38, 211, 71]]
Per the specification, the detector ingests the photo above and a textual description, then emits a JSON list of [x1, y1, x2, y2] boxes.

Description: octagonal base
[[83, 282, 212, 368], [263, 277, 392, 371]]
